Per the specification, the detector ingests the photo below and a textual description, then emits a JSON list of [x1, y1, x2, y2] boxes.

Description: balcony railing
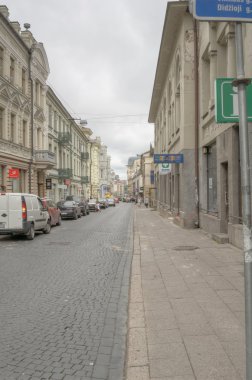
[[81, 176, 89, 184], [57, 168, 73, 179], [35, 150, 56, 166], [58, 132, 71, 145], [81, 152, 89, 160]]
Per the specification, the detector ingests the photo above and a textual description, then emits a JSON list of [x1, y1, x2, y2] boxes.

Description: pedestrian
[[144, 197, 149, 208], [96, 202, 101, 212]]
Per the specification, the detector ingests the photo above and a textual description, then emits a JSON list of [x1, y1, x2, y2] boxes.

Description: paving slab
[[126, 208, 245, 380]]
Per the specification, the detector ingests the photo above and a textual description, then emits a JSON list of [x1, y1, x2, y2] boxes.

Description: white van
[[0, 193, 51, 240]]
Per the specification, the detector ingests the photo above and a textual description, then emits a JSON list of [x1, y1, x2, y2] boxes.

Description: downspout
[[194, 19, 200, 227], [28, 47, 34, 194]]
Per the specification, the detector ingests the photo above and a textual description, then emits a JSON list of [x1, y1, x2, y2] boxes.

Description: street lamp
[[68, 118, 88, 126]]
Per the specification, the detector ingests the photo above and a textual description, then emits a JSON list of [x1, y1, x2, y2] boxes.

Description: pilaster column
[[226, 26, 236, 77], [209, 49, 217, 107]]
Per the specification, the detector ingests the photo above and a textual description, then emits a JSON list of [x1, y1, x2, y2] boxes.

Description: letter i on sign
[[231, 86, 238, 116]]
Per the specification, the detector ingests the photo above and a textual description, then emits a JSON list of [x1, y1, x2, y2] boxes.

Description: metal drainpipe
[[194, 19, 200, 227], [28, 47, 34, 194]]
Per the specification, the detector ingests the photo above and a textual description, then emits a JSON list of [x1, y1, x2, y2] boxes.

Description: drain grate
[[173, 246, 199, 251]]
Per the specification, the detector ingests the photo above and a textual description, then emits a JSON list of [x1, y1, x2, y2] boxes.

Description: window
[[207, 143, 217, 214], [0, 46, 4, 76], [201, 52, 210, 117], [22, 68, 26, 94], [10, 113, 15, 142], [48, 105, 53, 127], [35, 81, 40, 105], [22, 120, 27, 146], [0, 108, 4, 139], [10, 57, 15, 85]]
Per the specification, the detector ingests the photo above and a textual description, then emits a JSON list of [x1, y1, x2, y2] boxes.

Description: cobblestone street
[[0, 203, 133, 380]]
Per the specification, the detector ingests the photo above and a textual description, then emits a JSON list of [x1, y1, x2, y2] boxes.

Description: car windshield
[[64, 201, 75, 206]]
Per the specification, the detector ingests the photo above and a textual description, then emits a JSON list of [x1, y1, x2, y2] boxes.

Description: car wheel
[[57, 215, 62, 226], [78, 213, 81, 218], [26, 224, 35, 240], [43, 220, 51, 234]]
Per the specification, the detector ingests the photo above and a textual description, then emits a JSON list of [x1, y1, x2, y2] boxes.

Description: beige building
[[0, 6, 51, 195], [90, 136, 101, 199], [126, 157, 138, 197], [149, 1, 252, 248], [197, 20, 252, 248], [149, 1, 196, 227], [46, 87, 90, 202]]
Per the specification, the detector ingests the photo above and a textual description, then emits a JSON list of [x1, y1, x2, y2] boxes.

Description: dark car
[[58, 201, 82, 220], [65, 195, 89, 215], [42, 198, 61, 226]]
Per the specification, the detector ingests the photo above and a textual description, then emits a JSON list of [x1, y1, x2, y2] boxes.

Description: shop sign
[[159, 163, 172, 175], [9, 168, 19, 178], [64, 179, 71, 186], [154, 154, 184, 164]]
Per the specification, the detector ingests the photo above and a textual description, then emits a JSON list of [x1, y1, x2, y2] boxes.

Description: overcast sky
[[4, 0, 168, 179]]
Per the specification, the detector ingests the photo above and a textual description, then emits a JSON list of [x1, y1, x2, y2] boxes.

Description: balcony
[[58, 132, 71, 145], [35, 150, 56, 169], [81, 152, 89, 160], [57, 168, 73, 179], [81, 176, 89, 184]]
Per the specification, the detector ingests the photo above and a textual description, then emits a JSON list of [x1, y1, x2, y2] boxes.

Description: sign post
[[191, 1, 252, 378], [234, 23, 252, 380]]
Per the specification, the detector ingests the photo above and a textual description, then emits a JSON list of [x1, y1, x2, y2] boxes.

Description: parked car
[[65, 195, 89, 215], [58, 201, 82, 220], [0, 193, 51, 240], [41, 198, 61, 226], [107, 198, 116, 207], [114, 197, 119, 203], [88, 198, 98, 212], [98, 198, 108, 209]]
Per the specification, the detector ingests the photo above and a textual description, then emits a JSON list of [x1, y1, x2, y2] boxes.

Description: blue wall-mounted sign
[[193, 0, 252, 22], [154, 154, 184, 164]]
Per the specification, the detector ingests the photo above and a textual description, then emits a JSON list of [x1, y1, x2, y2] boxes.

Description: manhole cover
[[173, 246, 199, 251]]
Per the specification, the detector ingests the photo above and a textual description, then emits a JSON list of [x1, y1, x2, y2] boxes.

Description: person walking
[[144, 197, 149, 208]]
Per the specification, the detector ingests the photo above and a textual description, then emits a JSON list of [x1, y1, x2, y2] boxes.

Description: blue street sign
[[193, 0, 252, 22], [154, 154, 184, 164]]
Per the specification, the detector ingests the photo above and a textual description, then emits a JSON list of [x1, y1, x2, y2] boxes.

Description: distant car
[[98, 198, 108, 209], [107, 198, 115, 207], [114, 197, 119, 203], [65, 195, 89, 215], [58, 201, 82, 220], [41, 198, 61, 226], [88, 199, 98, 212]]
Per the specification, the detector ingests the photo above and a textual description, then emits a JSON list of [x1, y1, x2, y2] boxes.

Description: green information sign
[[215, 78, 252, 123]]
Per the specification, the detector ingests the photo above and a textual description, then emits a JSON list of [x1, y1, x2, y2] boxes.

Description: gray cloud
[[4, 0, 168, 178]]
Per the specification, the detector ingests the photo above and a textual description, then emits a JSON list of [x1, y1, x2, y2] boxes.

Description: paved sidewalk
[[126, 207, 245, 380]]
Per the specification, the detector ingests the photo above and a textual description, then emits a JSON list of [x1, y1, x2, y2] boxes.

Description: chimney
[[0, 5, 9, 19], [10, 21, 21, 34]]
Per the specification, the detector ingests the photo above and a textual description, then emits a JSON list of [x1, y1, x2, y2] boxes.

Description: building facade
[[46, 87, 90, 202], [90, 137, 101, 199], [99, 144, 111, 197], [149, 1, 196, 227], [0, 5, 52, 196], [149, 0, 252, 248]]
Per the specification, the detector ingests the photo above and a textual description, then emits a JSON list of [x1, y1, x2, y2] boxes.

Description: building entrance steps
[[126, 208, 245, 380]]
